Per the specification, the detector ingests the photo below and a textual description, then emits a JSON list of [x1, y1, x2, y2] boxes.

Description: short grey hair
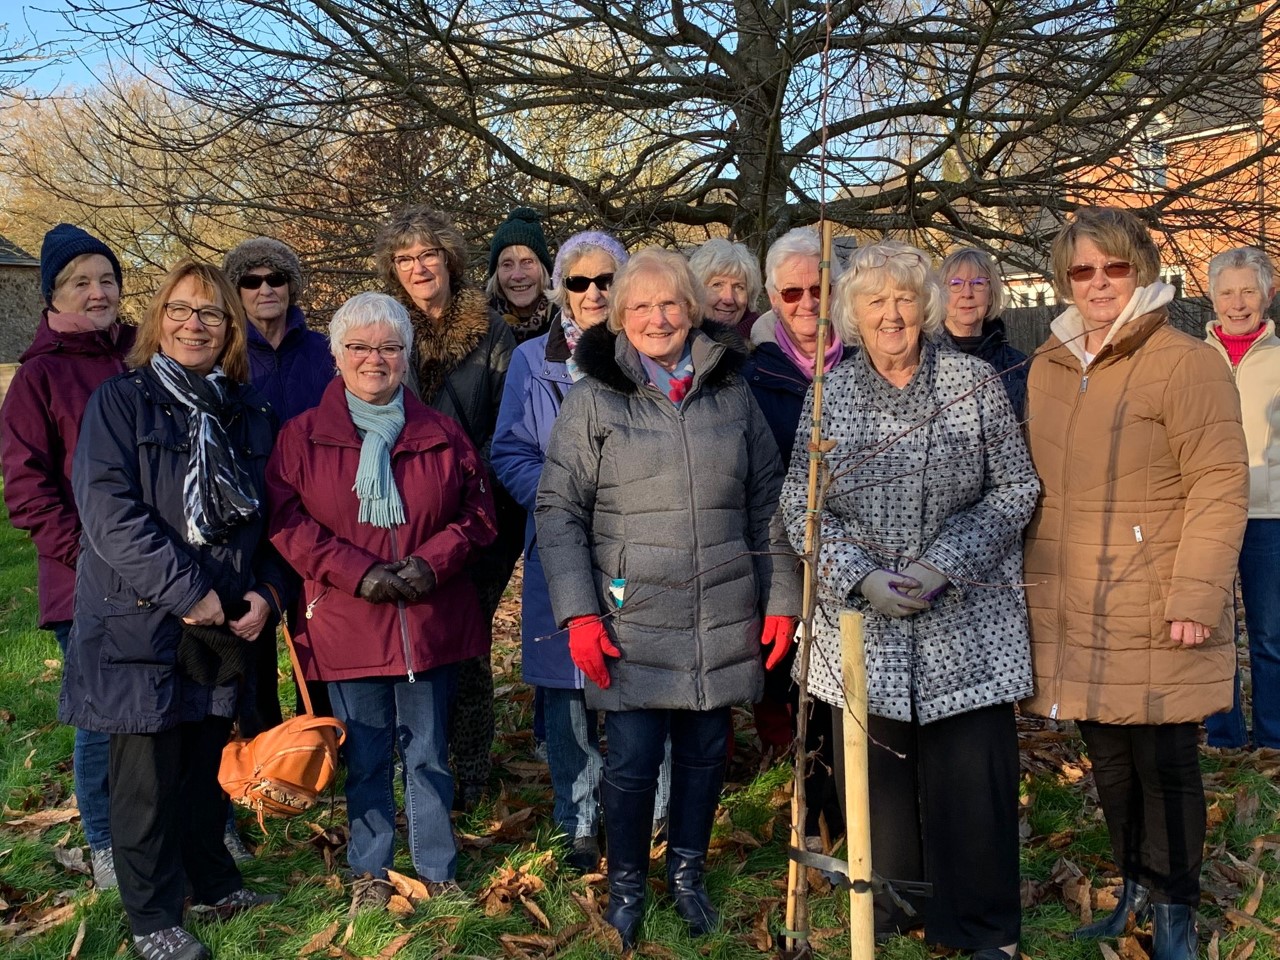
[[1208, 246, 1276, 300], [765, 228, 833, 291], [688, 239, 762, 308], [328, 292, 413, 357], [832, 241, 945, 346], [939, 247, 1005, 320]]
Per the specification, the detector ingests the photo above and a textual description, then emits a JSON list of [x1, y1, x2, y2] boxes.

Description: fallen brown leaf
[[1209, 930, 1221, 960], [520, 895, 550, 929], [1117, 935, 1150, 960], [373, 931, 416, 959], [750, 901, 774, 951], [67, 916, 87, 960], [386, 869, 429, 901], [299, 921, 340, 956], [3, 807, 80, 834], [52, 846, 91, 876], [386, 895, 414, 917], [1225, 909, 1279, 936], [1098, 947, 1121, 960], [1227, 939, 1258, 960], [1243, 872, 1266, 916]]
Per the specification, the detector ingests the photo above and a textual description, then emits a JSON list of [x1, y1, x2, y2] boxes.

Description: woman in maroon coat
[[267, 291, 496, 913]]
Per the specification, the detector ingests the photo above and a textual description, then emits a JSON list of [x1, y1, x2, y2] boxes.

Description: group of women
[[0, 203, 1263, 960]]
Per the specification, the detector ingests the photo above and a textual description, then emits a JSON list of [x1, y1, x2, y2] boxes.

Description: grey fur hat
[[222, 237, 304, 302]]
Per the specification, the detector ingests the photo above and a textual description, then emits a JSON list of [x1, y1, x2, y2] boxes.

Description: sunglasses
[[1067, 261, 1133, 283], [239, 272, 290, 290], [562, 273, 613, 294], [778, 285, 822, 304]]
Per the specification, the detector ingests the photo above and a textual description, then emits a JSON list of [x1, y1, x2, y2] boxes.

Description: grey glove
[[898, 561, 950, 602], [357, 564, 417, 604], [857, 569, 930, 618]]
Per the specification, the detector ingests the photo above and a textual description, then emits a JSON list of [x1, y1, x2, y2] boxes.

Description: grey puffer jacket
[[536, 322, 789, 712], [782, 339, 1040, 724]]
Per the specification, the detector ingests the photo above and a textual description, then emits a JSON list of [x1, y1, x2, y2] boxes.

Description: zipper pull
[[1079, 375, 1089, 395], [1050, 703, 1059, 719], [305, 597, 319, 619], [407, 669, 416, 684], [479, 476, 486, 493]]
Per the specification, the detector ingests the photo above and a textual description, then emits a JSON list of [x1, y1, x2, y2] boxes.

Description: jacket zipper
[[1049, 370, 1089, 718], [305, 587, 329, 619], [389, 526, 416, 683], [670, 383, 706, 710]]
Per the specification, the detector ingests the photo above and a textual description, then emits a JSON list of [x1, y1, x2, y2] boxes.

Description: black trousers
[[1076, 721, 1204, 906], [109, 717, 242, 935], [833, 702, 1021, 950]]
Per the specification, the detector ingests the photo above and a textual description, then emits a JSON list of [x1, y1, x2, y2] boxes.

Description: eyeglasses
[[626, 300, 685, 319], [563, 273, 614, 294], [947, 277, 991, 291], [778, 285, 822, 304], [164, 302, 228, 327], [1067, 261, 1134, 283], [392, 248, 445, 271], [239, 271, 290, 290], [343, 342, 406, 360]]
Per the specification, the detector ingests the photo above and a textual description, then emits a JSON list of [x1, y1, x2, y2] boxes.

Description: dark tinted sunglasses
[[563, 273, 613, 294], [1067, 261, 1133, 283], [239, 271, 290, 290], [778, 284, 822, 304]]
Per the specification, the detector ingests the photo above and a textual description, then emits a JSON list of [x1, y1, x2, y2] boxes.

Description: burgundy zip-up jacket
[[0, 313, 135, 626]]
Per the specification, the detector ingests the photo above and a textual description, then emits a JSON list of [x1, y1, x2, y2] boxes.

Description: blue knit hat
[[40, 224, 123, 307], [488, 207, 553, 278], [551, 231, 629, 291]]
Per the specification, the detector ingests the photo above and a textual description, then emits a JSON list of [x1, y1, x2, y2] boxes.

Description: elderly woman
[[1201, 247, 1280, 750], [781, 241, 1039, 958], [1023, 208, 1248, 960], [486, 206, 558, 343], [688, 237, 762, 339], [61, 261, 283, 960], [537, 247, 790, 948], [377, 205, 519, 809], [492, 231, 628, 874], [940, 247, 1028, 419], [0, 224, 134, 890], [267, 292, 496, 913], [745, 226, 843, 829]]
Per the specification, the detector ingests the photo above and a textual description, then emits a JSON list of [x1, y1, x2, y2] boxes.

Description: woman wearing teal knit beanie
[[486, 207, 558, 343]]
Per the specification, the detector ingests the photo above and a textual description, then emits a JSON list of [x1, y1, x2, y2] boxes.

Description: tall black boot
[[602, 777, 655, 950], [1151, 903, 1197, 960], [1071, 878, 1151, 940], [665, 759, 725, 937]]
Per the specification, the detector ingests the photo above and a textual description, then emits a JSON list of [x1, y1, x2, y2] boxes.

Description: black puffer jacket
[[946, 317, 1029, 420]]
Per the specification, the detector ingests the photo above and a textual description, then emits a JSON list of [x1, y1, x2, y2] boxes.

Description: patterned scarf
[[638, 344, 695, 404], [346, 386, 406, 528], [562, 313, 587, 382], [150, 352, 261, 545], [497, 294, 553, 339]]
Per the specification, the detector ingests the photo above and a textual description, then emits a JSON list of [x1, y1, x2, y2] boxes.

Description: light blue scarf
[[345, 387, 406, 528]]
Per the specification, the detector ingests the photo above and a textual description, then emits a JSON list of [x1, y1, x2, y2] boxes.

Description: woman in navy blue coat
[[61, 261, 286, 960]]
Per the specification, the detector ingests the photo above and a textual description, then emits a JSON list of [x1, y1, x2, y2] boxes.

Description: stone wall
[[0, 265, 42, 366]]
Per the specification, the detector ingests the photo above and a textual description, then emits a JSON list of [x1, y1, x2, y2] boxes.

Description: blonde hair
[[606, 247, 704, 334], [129, 261, 249, 383], [1049, 207, 1161, 299]]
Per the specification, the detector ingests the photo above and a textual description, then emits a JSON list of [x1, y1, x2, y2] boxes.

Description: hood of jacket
[[20, 311, 135, 364], [1049, 281, 1175, 368], [574, 319, 747, 395]]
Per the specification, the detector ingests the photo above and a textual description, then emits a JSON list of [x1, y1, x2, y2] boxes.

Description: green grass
[[1, 497, 1279, 959]]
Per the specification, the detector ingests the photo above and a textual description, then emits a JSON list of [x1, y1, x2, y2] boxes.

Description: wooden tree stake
[[840, 609, 874, 959]]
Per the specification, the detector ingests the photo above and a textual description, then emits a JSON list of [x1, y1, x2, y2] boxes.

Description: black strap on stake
[[787, 845, 933, 915]]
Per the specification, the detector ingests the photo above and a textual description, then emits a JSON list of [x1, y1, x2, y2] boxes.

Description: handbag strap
[[262, 583, 315, 718]]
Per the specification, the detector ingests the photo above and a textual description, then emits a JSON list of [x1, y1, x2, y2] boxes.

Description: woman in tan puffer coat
[[1022, 207, 1248, 960]]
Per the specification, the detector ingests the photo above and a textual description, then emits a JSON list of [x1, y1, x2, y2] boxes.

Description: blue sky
[[9, 4, 117, 95]]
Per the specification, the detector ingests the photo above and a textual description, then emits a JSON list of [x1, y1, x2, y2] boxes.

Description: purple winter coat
[[0, 313, 134, 626], [247, 305, 336, 423]]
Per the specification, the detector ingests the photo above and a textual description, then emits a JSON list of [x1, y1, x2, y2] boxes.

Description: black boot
[[1071, 878, 1151, 940], [665, 759, 725, 937], [602, 777, 655, 950], [1151, 903, 1197, 960]]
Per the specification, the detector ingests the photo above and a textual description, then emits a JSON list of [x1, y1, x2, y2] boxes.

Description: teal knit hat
[[488, 207, 553, 277]]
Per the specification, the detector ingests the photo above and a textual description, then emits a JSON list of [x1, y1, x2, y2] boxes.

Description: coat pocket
[[100, 604, 180, 667]]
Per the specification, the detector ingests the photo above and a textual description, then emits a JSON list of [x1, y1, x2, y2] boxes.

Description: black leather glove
[[357, 564, 416, 604], [389, 556, 436, 599]]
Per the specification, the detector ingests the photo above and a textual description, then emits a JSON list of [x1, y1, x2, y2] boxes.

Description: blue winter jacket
[[491, 323, 579, 689], [247, 305, 336, 423], [59, 363, 288, 734]]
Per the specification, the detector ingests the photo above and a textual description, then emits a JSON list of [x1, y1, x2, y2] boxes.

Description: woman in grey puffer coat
[[780, 242, 1039, 959], [537, 248, 798, 950]]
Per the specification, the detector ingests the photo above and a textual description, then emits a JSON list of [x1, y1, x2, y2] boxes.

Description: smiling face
[[239, 265, 289, 329], [394, 241, 452, 316], [496, 245, 543, 310], [768, 254, 822, 357], [1068, 236, 1138, 334], [621, 269, 692, 369], [564, 247, 616, 329], [704, 272, 749, 326], [853, 279, 924, 374], [334, 320, 407, 405], [1213, 265, 1274, 337], [160, 275, 228, 375], [50, 254, 120, 329], [944, 261, 992, 336]]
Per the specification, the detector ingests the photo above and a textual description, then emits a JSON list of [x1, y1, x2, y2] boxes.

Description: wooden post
[[840, 610, 874, 960], [785, 220, 836, 953]]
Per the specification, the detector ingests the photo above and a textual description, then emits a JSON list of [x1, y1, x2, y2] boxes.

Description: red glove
[[761, 616, 794, 671], [568, 615, 621, 689]]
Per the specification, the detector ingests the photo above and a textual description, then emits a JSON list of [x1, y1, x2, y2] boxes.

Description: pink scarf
[[47, 311, 111, 335], [776, 318, 843, 380]]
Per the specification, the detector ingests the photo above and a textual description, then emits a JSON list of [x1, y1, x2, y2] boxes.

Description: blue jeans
[[544, 687, 602, 839], [329, 666, 458, 882], [1206, 519, 1280, 748], [54, 621, 112, 850]]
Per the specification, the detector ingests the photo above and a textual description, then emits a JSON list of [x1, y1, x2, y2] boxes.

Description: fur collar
[[575, 319, 748, 395], [396, 285, 493, 400]]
